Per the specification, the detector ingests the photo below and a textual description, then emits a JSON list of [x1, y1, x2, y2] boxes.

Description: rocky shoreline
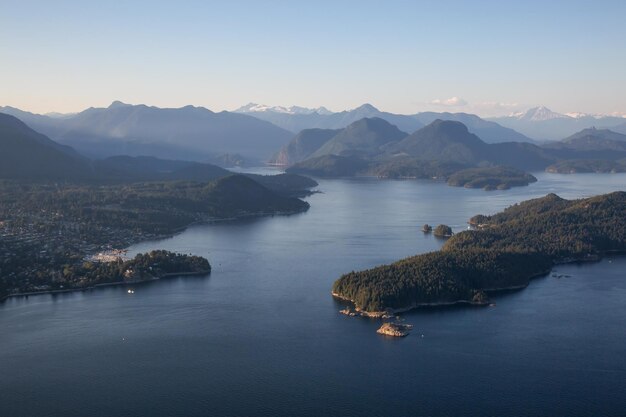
[[333, 291, 490, 318], [7, 269, 211, 300], [377, 322, 414, 337], [333, 254, 624, 318]]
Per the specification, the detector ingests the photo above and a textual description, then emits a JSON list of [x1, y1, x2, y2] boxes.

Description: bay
[[1, 172, 625, 417]]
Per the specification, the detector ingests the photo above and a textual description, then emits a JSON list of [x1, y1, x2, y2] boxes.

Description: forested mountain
[[0, 113, 93, 179], [388, 120, 552, 169], [269, 128, 340, 165], [545, 128, 626, 152], [286, 119, 552, 186], [387, 119, 487, 163], [310, 118, 407, 159], [412, 112, 534, 143], [286, 118, 626, 183]]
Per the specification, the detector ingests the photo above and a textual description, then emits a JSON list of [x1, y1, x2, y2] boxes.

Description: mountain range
[[274, 118, 552, 170], [238, 102, 626, 144], [4, 99, 626, 179], [492, 106, 626, 141], [0, 112, 318, 197], [237, 103, 533, 144], [6, 101, 625, 166], [4, 102, 626, 191], [0, 102, 293, 162], [385, 120, 552, 170], [285, 117, 626, 181]]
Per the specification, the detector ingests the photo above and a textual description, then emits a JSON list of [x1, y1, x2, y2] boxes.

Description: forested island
[[446, 166, 537, 190], [545, 159, 626, 174], [332, 191, 626, 314]]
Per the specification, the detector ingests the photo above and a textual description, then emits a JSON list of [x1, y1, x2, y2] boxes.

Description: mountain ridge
[[0, 102, 294, 162]]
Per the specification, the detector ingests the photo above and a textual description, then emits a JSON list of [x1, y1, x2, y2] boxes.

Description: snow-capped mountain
[[236, 103, 333, 115], [235, 102, 533, 143], [565, 112, 626, 119], [494, 106, 626, 140], [511, 106, 568, 121], [509, 106, 626, 122]]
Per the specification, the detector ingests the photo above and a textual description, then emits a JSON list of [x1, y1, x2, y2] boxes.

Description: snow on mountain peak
[[516, 106, 568, 121], [236, 103, 333, 115]]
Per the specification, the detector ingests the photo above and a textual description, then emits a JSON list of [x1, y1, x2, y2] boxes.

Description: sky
[[1, 0, 625, 117]]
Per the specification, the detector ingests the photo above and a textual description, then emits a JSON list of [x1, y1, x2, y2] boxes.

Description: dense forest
[[62, 250, 210, 291], [446, 166, 537, 190], [332, 191, 626, 313]]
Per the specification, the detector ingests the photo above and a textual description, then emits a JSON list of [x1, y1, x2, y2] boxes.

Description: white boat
[[127, 289, 135, 294]]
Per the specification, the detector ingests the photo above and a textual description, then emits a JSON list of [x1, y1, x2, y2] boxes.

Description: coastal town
[[0, 177, 307, 298]]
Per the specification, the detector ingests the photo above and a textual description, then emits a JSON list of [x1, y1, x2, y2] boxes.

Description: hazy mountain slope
[[485, 142, 554, 170], [200, 174, 310, 215], [545, 128, 626, 152], [388, 120, 552, 170], [0, 106, 68, 138], [492, 107, 626, 140], [1, 102, 294, 161], [413, 112, 535, 143], [238, 103, 531, 143], [386, 120, 487, 164], [269, 128, 340, 165], [310, 118, 408, 159], [238, 103, 425, 134], [0, 113, 92, 179]]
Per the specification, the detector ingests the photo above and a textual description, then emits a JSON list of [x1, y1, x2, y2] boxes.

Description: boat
[[127, 289, 135, 294]]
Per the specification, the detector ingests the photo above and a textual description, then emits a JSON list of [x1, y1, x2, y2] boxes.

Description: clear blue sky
[[1, 0, 625, 116]]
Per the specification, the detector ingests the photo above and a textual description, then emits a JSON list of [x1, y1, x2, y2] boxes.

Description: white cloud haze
[[430, 97, 468, 107]]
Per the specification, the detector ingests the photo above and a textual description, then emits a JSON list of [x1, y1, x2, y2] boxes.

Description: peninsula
[[0, 176, 310, 299], [332, 191, 626, 315]]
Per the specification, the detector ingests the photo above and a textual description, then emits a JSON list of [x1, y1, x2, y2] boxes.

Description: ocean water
[[1, 172, 625, 417]]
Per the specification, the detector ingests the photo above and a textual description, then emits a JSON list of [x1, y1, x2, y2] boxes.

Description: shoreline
[[332, 254, 624, 317], [7, 269, 211, 299], [332, 292, 489, 317], [2, 205, 309, 301]]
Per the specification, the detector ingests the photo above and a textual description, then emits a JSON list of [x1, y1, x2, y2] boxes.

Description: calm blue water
[[1, 172, 626, 417]]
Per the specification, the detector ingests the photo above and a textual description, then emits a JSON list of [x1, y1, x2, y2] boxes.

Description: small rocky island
[[433, 224, 453, 237], [377, 322, 414, 337]]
